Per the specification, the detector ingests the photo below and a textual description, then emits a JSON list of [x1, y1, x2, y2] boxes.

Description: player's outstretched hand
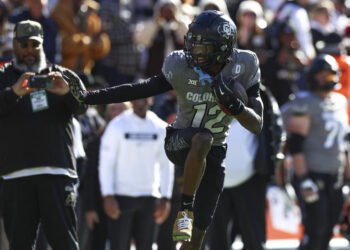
[[211, 74, 245, 116], [62, 70, 87, 103]]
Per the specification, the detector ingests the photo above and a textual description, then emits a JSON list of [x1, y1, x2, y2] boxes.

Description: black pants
[[157, 166, 182, 250], [2, 174, 79, 250], [293, 172, 344, 250], [90, 210, 108, 250], [205, 174, 267, 250], [108, 196, 157, 250], [164, 126, 226, 231], [156, 199, 180, 250]]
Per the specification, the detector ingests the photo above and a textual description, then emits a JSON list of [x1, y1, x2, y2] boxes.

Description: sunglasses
[[19, 40, 41, 49]]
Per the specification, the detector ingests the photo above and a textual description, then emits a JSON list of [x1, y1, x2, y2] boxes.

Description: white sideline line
[[233, 238, 350, 249], [131, 238, 350, 250]]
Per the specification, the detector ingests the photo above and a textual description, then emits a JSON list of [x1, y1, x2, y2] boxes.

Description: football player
[[283, 54, 350, 250], [67, 10, 263, 250]]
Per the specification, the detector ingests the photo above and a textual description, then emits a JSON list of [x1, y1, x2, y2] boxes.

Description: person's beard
[[13, 49, 47, 73]]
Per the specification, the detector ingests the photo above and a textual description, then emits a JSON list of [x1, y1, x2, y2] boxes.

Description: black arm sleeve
[[288, 133, 305, 155], [64, 92, 88, 115], [84, 73, 173, 105]]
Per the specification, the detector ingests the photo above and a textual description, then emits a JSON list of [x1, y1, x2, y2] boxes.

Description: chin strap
[[193, 67, 213, 86]]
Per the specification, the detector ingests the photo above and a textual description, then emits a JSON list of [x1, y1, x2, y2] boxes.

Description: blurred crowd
[[1, 0, 350, 117], [0, 0, 347, 123], [1, 0, 350, 249]]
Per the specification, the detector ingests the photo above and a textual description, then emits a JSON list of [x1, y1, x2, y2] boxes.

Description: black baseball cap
[[14, 20, 43, 43]]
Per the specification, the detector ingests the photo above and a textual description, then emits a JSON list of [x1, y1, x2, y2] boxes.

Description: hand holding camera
[[13, 72, 70, 96], [27, 75, 54, 89], [12, 72, 36, 96], [46, 72, 70, 96], [28, 72, 70, 95]]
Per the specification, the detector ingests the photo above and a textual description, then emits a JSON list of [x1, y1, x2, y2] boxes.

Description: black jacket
[[0, 62, 87, 176]]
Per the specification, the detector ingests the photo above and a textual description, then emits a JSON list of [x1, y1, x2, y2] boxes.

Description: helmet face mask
[[313, 70, 338, 91], [184, 34, 218, 69], [184, 10, 237, 73], [307, 54, 340, 91]]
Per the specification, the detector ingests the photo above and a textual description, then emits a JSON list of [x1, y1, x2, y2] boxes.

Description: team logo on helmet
[[217, 22, 234, 39]]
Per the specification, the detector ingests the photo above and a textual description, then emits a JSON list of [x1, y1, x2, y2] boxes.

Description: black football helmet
[[184, 10, 237, 72], [306, 54, 340, 91]]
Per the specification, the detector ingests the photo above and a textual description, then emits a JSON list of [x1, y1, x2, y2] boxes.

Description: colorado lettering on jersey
[[186, 92, 216, 103]]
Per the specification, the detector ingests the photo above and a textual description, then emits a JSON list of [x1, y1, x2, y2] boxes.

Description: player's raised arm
[[66, 72, 173, 105]]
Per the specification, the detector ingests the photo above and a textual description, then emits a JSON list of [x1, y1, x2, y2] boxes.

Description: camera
[[28, 75, 54, 89]]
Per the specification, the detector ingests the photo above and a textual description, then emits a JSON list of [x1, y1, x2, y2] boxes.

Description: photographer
[[0, 20, 87, 249]]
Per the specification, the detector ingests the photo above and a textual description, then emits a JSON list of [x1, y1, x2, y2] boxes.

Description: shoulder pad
[[162, 50, 187, 83], [233, 49, 259, 72], [289, 97, 311, 116]]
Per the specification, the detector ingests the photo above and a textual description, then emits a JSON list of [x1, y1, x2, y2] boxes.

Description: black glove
[[211, 75, 245, 116], [62, 70, 87, 103]]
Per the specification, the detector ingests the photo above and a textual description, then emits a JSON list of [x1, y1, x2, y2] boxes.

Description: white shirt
[[223, 121, 258, 188], [99, 109, 174, 199], [264, 0, 285, 13]]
